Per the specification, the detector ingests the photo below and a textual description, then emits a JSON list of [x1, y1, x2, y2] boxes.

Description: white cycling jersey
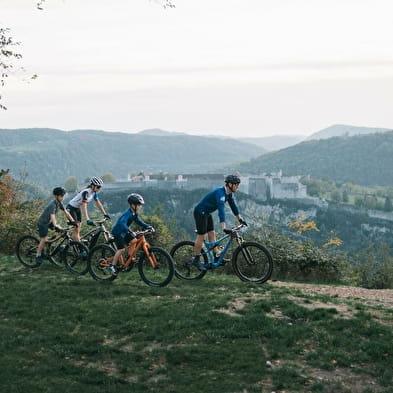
[[67, 187, 99, 208]]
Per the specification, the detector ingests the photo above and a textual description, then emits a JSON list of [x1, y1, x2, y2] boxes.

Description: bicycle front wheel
[[88, 244, 117, 282], [170, 240, 207, 281], [232, 242, 273, 284], [16, 235, 40, 268], [138, 246, 174, 287], [63, 241, 90, 275]]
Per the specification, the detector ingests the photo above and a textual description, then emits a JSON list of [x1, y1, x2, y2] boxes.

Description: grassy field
[[1, 255, 392, 393]]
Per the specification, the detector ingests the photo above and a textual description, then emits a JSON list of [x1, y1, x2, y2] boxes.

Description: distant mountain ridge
[[0, 128, 264, 188], [235, 131, 393, 186], [307, 124, 392, 140]]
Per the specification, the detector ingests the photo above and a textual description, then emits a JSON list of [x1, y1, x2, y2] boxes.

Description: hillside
[[235, 131, 393, 186], [307, 124, 392, 140], [0, 128, 263, 187], [238, 134, 305, 151]]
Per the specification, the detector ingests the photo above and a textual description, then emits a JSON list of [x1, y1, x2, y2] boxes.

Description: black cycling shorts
[[66, 205, 82, 223], [193, 209, 214, 235], [113, 232, 134, 250]]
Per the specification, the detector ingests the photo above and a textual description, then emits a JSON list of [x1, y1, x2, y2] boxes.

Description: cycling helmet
[[53, 187, 66, 196], [127, 193, 145, 205], [225, 174, 241, 184], [90, 176, 104, 186]]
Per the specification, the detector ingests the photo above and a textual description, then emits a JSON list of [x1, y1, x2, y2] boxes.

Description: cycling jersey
[[67, 187, 99, 208], [112, 208, 149, 238], [194, 186, 239, 223], [38, 199, 65, 226]]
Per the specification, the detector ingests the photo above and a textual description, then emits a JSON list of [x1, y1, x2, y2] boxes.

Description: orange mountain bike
[[87, 228, 174, 287]]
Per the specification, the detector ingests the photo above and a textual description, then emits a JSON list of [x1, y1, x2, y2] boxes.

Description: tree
[[101, 173, 116, 183], [64, 176, 78, 193], [0, 28, 22, 110], [0, 169, 43, 253], [384, 196, 393, 212]]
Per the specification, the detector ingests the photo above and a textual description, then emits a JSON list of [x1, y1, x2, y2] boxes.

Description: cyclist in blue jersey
[[66, 176, 110, 241], [192, 174, 247, 270], [108, 193, 154, 276], [36, 187, 76, 264]]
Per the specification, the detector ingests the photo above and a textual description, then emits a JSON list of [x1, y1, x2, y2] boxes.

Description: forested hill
[[0, 128, 263, 187], [235, 131, 393, 186]]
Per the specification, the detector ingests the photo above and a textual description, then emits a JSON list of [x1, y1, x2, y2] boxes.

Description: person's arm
[[81, 202, 90, 221], [95, 199, 107, 215], [64, 209, 76, 224], [216, 188, 227, 229]]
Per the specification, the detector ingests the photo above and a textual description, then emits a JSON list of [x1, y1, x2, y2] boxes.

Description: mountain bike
[[63, 217, 112, 275], [15, 225, 89, 271], [170, 223, 273, 283], [87, 228, 174, 287]]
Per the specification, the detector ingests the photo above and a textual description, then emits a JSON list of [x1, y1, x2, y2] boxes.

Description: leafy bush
[[0, 170, 43, 254]]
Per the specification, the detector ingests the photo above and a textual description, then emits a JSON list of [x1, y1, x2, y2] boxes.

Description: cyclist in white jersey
[[66, 176, 110, 241]]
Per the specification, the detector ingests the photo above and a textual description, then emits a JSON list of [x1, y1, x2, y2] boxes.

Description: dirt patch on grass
[[271, 281, 393, 310]]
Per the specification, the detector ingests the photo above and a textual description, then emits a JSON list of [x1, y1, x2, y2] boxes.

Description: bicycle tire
[[63, 241, 90, 275], [232, 242, 273, 284], [170, 240, 207, 280], [87, 244, 117, 282], [16, 235, 40, 268], [138, 246, 174, 287]]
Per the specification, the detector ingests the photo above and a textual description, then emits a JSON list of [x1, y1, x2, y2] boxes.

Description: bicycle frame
[[80, 218, 111, 249], [118, 230, 158, 269], [45, 226, 75, 257], [201, 224, 245, 269]]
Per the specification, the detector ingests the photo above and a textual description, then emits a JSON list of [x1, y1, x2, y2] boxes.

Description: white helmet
[[90, 176, 104, 186]]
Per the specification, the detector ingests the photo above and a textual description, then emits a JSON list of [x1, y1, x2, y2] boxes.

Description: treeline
[[235, 131, 393, 186], [0, 128, 262, 187]]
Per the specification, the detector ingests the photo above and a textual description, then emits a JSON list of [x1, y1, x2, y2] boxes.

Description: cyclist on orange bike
[[36, 187, 76, 264], [191, 174, 247, 270], [108, 193, 154, 276], [66, 176, 110, 241]]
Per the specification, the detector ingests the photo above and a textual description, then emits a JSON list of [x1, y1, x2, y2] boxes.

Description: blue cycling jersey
[[194, 186, 239, 223], [111, 208, 149, 238]]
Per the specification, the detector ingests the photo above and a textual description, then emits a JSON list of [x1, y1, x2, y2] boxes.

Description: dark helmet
[[225, 174, 241, 184], [90, 176, 104, 186], [53, 187, 66, 196], [127, 193, 145, 205]]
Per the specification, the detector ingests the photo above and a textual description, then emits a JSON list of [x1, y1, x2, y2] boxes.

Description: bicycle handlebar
[[223, 223, 247, 235], [135, 227, 155, 238]]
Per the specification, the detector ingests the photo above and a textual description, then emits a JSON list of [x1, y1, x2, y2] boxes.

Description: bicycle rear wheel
[[16, 235, 40, 268], [232, 242, 273, 284], [138, 246, 174, 287], [170, 240, 207, 280], [63, 241, 90, 275], [88, 244, 117, 282]]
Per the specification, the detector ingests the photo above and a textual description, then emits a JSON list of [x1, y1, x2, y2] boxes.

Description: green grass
[[1, 255, 392, 393]]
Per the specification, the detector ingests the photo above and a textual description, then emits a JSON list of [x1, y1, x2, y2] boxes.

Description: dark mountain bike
[[170, 223, 273, 284], [63, 217, 113, 275], [16, 225, 89, 271]]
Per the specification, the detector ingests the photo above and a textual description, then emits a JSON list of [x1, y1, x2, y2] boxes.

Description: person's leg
[[36, 224, 48, 263]]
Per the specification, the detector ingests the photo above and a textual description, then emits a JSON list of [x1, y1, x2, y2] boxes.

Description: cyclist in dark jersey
[[108, 193, 153, 276], [36, 187, 76, 264], [192, 174, 247, 270], [66, 176, 110, 241]]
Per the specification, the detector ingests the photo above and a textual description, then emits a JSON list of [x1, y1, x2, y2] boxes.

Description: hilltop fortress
[[104, 170, 308, 201]]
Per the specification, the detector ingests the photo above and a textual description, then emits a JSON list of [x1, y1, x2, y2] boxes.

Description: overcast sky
[[1, 0, 393, 138]]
